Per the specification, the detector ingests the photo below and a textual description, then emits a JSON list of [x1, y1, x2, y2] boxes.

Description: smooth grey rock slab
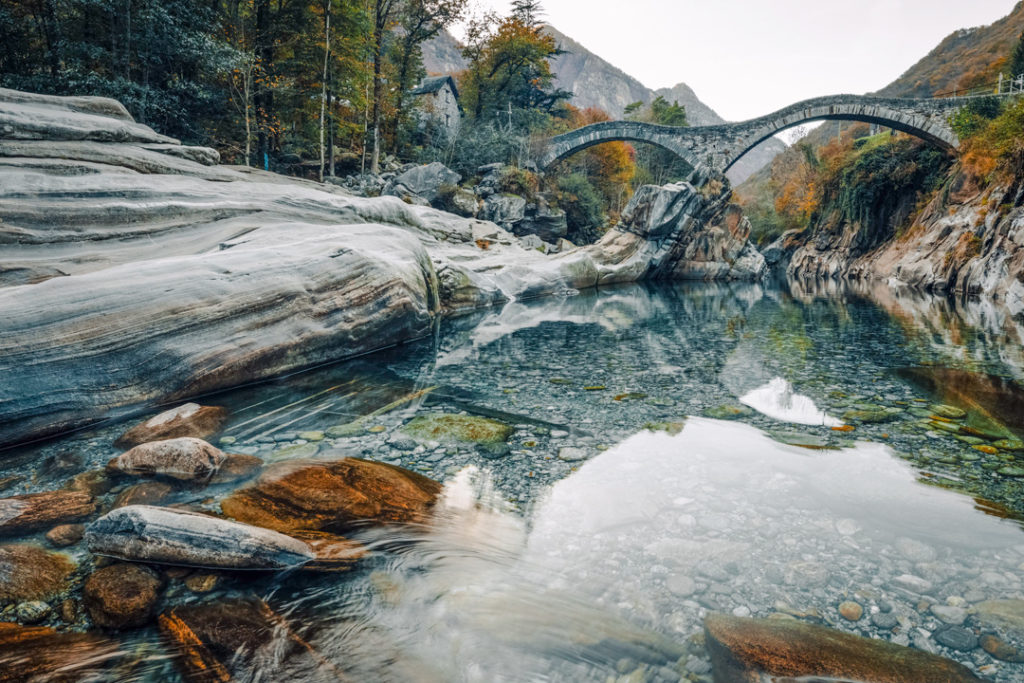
[[86, 505, 315, 569]]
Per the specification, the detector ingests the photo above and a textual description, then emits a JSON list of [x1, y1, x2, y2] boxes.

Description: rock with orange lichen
[[0, 621, 120, 682], [220, 458, 442, 533], [115, 404, 228, 449], [287, 530, 368, 571], [0, 544, 76, 602], [0, 490, 96, 537], [704, 613, 981, 683]]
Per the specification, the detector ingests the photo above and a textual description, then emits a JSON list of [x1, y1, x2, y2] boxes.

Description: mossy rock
[[993, 439, 1024, 452], [704, 403, 753, 420], [403, 414, 513, 445], [842, 406, 898, 424], [930, 404, 966, 420], [643, 420, 687, 436]]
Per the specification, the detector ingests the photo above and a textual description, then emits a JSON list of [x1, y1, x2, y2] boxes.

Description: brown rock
[[0, 621, 120, 682], [980, 633, 1024, 663], [838, 601, 863, 621], [108, 437, 226, 481], [220, 458, 442, 533], [113, 481, 175, 509], [183, 573, 220, 593], [65, 469, 113, 496], [59, 598, 77, 623], [115, 403, 227, 449], [0, 544, 76, 602], [704, 613, 981, 683], [83, 563, 163, 629], [208, 454, 263, 485], [0, 490, 96, 536], [158, 598, 346, 682], [45, 523, 85, 547], [288, 530, 368, 571]]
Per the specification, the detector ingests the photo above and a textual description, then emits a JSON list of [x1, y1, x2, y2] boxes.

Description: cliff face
[[784, 167, 1024, 315]]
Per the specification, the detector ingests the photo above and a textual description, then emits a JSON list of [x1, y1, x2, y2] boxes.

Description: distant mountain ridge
[[420, 26, 784, 183]]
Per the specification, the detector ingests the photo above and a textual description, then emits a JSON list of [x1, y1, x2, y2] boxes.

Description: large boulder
[[85, 505, 315, 570], [0, 490, 96, 536], [220, 458, 442, 533], [83, 562, 164, 629], [386, 162, 461, 203], [107, 437, 227, 481], [482, 194, 527, 230], [704, 613, 981, 683], [114, 403, 227, 449]]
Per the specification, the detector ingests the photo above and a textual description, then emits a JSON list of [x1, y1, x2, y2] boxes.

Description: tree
[[1010, 31, 1024, 79], [510, 0, 543, 27], [624, 96, 690, 185], [369, 0, 399, 173], [458, 11, 569, 121]]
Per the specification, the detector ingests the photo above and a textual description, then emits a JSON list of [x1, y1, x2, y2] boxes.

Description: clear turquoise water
[[3, 280, 1024, 681]]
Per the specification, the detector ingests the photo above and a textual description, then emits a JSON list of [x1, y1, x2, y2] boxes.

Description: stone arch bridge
[[538, 94, 971, 176]]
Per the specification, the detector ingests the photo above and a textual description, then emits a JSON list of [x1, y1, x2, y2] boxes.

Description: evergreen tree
[[1010, 31, 1024, 79]]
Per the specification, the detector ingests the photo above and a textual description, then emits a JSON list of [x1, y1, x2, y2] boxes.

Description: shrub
[[555, 173, 606, 243]]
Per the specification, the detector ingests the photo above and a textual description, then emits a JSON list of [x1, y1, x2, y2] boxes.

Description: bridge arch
[[538, 120, 704, 172], [717, 96, 961, 174]]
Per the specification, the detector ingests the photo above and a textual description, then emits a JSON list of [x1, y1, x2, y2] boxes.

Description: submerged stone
[[0, 544, 76, 602], [158, 598, 344, 683], [108, 437, 227, 481], [44, 523, 85, 548], [704, 403, 753, 420], [0, 490, 96, 537], [403, 414, 513, 446], [993, 439, 1024, 452], [86, 505, 315, 570], [113, 481, 175, 509], [0, 622, 120, 680], [221, 458, 442, 533], [842, 407, 898, 424], [83, 562, 164, 629], [703, 613, 981, 683], [930, 404, 967, 420], [115, 403, 227, 449]]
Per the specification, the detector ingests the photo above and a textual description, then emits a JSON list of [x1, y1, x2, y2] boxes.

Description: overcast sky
[[458, 0, 1016, 121]]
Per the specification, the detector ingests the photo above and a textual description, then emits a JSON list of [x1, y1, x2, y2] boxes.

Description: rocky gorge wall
[[0, 88, 763, 449], [771, 166, 1024, 317]]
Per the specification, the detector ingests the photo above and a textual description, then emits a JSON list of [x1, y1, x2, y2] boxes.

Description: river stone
[[931, 604, 967, 626], [974, 599, 1024, 636], [44, 523, 85, 547], [892, 573, 932, 593], [85, 505, 315, 570], [933, 625, 978, 652], [402, 414, 513, 446], [930, 404, 967, 419], [980, 634, 1024, 662], [83, 562, 164, 629], [114, 403, 228, 448], [0, 544, 76, 602], [158, 598, 342, 682], [895, 537, 937, 562], [220, 458, 442, 533], [113, 481, 176, 509], [65, 469, 113, 496], [703, 613, 981, 683], [0, 490, 96, 536], [838, 601, 863, 621], [704, 403, 753, 420], [0, 621, 120, 680], [993, 439, 1024, 451], [209, 454, 263, 484], [842, 407, 898, 424], [997, 466, 1024, 477], [15, 600, 51, 624], [108, 437, 227, 481]]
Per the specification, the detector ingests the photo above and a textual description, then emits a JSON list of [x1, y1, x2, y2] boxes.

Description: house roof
[[410, 75, 459, 100]]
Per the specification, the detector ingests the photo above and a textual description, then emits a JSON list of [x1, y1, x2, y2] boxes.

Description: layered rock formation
[[0, 87, 763, 448], [779, 167, 1024, 315]]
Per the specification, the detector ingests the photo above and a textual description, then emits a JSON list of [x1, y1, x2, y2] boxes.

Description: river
[[3, 279, 1024, 681]]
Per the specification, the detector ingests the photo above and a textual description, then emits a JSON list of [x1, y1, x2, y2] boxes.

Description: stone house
[[410, 75, 461, 137]]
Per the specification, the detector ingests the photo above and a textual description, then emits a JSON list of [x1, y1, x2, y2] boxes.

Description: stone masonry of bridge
[[538, 94, 969, 176]]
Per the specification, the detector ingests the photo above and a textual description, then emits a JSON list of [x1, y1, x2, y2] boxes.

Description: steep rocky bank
[[773, 165, 1024, 315], [0, 88, 761, 448]]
